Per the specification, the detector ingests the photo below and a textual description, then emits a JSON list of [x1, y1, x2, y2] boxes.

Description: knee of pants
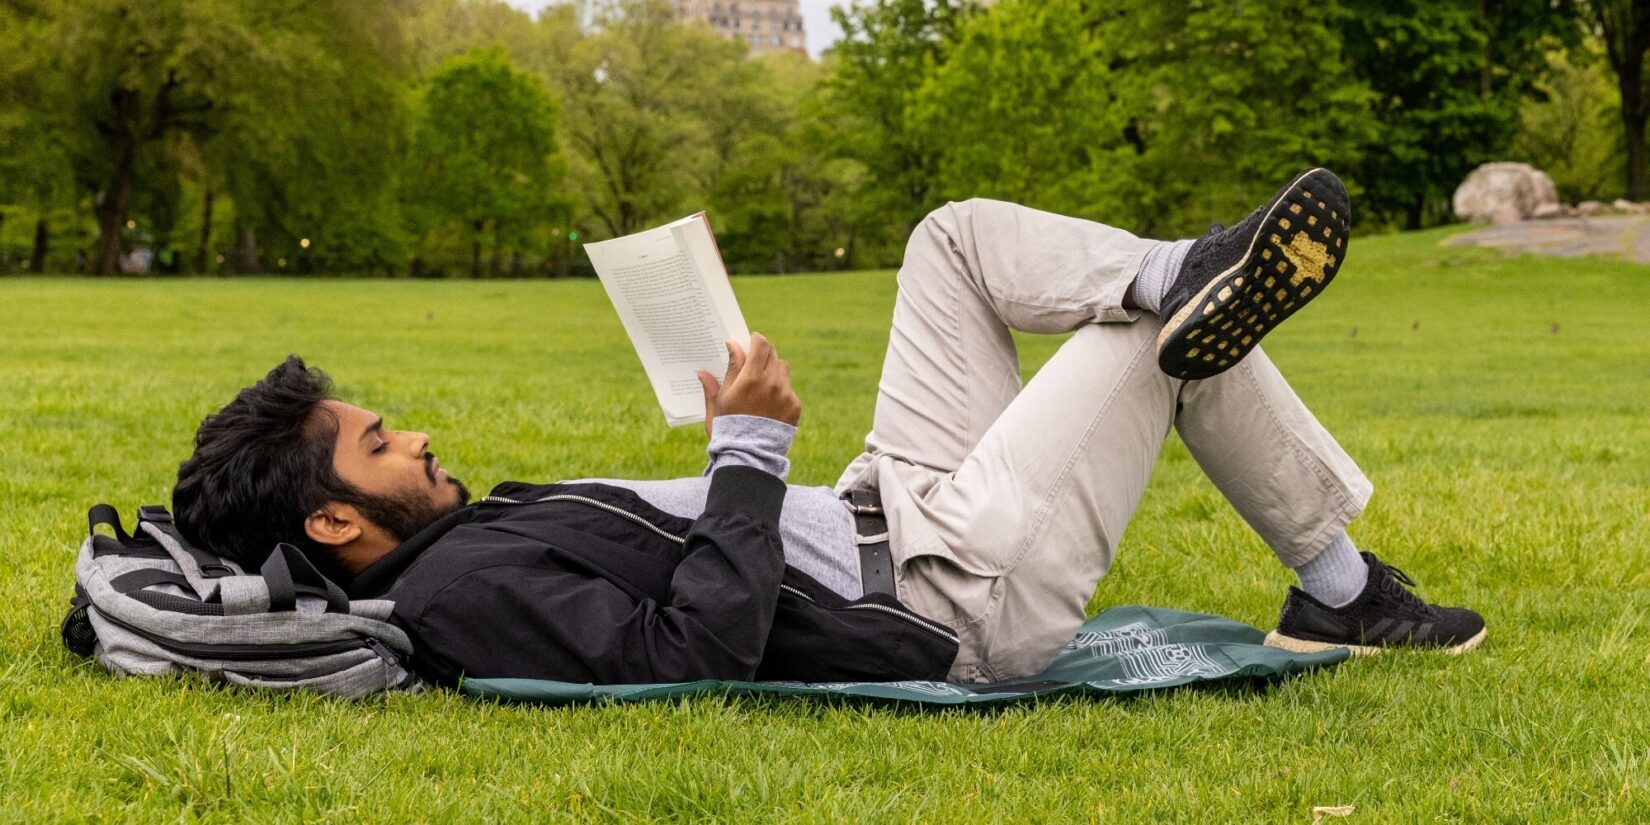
[[915, 199, 994, 240]]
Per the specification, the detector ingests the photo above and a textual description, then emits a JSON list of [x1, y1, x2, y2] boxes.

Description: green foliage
[[4, 0, 410, 274], [0, 0, 1634, 274], [912, 0, 1121, 215], [707, 52, 864, 273], [209, 0, 412, 274], [1094, 0, 1377, 236], [546, 1, 759, 238], [881, 0, 1376, 238], [406, 48, 565, 278], [4, 234, 1650, 819], [1577, 0, 1650, 198], [1511, 45, 1627, 202], [816, 0, 973, 260], [1339, 0, 1576, 229]]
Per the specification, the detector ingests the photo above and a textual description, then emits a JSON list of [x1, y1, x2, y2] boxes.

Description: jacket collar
[[346, 504, 476, 599]]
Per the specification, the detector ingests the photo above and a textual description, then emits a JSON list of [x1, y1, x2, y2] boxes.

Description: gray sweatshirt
[[571, 415, 863, 599]]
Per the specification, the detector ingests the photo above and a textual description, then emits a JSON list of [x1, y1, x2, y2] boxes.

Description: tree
[[1511, 45, 1625, 202], [707, 51, 861, 273], [405, 49, 564, 278], [1338, 0, 1576, 228], [46, 0, 253, 274], [212, 0, 411, 275], [0, 0, 76, 273], [33, 0, 409, 276], [546, 1, 763, 239], [909, 0, 1373, 238], [910, 0, 1123, 217], [1580, 0, 1650, 198], [816, 0, 973, 253]]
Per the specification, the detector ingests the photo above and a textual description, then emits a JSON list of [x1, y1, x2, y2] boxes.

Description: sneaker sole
[[1263, 626, 1487, 657], [1156, 168, 1351, 380]]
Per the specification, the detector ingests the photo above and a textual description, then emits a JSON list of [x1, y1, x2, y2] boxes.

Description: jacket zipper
[[779, 584, 958, 643], [482, 493, 959, 644], [480, 494, 686, 544]]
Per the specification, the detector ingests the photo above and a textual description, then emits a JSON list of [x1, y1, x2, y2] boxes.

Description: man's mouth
[[427, 455, 447, 484]]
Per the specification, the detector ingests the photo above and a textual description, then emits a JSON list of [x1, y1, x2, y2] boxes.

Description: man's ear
[[304, 503, 365, 548]]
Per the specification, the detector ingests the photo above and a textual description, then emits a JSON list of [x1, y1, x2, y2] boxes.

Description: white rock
[[1576, 200, 1607, 216], [1612, 198, 1646, 214], [1531, 202, 1564, 219], [1452, 162, 1561, 223]]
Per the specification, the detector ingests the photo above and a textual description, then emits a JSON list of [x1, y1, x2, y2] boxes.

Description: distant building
[[677, 0, 807, 56]]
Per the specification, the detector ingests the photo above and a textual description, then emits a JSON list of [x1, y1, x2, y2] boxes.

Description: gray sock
[[1293, 532, 1368, 608], [1131, 239, 1194, 314]]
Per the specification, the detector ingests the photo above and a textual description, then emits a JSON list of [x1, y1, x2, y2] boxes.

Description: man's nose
[[402, 431, 431, 456]]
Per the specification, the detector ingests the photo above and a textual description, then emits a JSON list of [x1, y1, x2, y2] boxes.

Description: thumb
[[697, 370, 719, 436]]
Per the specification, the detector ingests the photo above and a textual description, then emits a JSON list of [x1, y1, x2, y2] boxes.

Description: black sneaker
[[1264, 552, 1486, 656], [1157, 167, 1351, 380]]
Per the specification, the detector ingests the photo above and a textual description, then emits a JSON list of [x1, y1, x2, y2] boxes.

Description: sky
[[502, 0, 846, 57]]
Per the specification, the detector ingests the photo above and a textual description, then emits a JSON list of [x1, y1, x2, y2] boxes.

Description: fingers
[[745, 332, 774, 375], [710, 332, 802, 426], [723, 338, 747, 386]]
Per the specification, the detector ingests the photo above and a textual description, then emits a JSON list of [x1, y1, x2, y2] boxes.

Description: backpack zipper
[[482, 493, 958, 644], [97, 609, 389, 662]]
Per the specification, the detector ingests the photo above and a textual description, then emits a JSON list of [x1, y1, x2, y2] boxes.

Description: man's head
[[173, 356, 470, 580]]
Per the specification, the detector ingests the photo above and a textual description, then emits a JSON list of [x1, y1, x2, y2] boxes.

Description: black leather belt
[[845, 489, 896, 597]]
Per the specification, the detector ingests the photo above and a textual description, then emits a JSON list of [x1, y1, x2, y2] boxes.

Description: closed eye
[[371, 442, 388, 454]]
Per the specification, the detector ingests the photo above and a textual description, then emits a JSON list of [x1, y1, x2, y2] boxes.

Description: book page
[[584, 214, 750, 426]]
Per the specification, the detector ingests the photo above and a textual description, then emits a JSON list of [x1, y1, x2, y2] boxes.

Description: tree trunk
[[471, 219, 483, 279], [234, 226, 260, 274], [1628, 114, 1647, 201], [92, 88, 142, 276], [1598, 1, 1649, 200], [1620, 46, 1647, 199], [29, 218, 49, 273], [195, 188, 214, 274]]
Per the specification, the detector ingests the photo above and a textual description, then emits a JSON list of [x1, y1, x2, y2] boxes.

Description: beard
[[352, 475, 471, 544]]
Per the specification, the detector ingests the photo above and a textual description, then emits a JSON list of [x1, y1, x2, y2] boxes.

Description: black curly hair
[[173, 356, 374, 580]]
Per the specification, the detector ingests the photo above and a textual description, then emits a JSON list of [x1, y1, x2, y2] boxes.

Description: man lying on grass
[[172, 168, 1484, 687]]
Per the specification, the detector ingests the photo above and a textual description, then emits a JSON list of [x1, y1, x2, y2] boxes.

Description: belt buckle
[[845, 489, 883, 515]]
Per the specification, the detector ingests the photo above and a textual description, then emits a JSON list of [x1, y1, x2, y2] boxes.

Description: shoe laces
[[1376, 561, 1438, 617]]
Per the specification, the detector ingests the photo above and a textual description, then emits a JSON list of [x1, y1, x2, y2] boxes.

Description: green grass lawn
[[3, 228, 1648, 822]]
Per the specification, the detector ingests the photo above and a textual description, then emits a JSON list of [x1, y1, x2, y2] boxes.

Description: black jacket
[[348, 465, 959, 685]]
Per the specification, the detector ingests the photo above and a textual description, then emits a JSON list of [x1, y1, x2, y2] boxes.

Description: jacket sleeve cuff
[[705, 465, 786, 527]]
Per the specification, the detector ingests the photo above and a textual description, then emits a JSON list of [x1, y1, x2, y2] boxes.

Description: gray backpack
[[61, 504, 417, 698]]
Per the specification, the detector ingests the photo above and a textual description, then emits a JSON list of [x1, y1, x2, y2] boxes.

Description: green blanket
[[460, 606, 1349, 706]]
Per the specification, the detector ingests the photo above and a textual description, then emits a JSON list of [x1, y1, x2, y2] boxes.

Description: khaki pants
[[835, 199, 1373, 682]]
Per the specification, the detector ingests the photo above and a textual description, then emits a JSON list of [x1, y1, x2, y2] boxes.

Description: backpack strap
[[261, 543, 350, 614], [137, 507, 236, 578], [87, 504, 131, 543], [137, 521, 236, 601], [110, 569, 193, 592], [109, 568, 227, 615]]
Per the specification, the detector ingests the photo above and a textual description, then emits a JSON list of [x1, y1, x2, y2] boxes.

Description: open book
[[583, 213, 751, 426]]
